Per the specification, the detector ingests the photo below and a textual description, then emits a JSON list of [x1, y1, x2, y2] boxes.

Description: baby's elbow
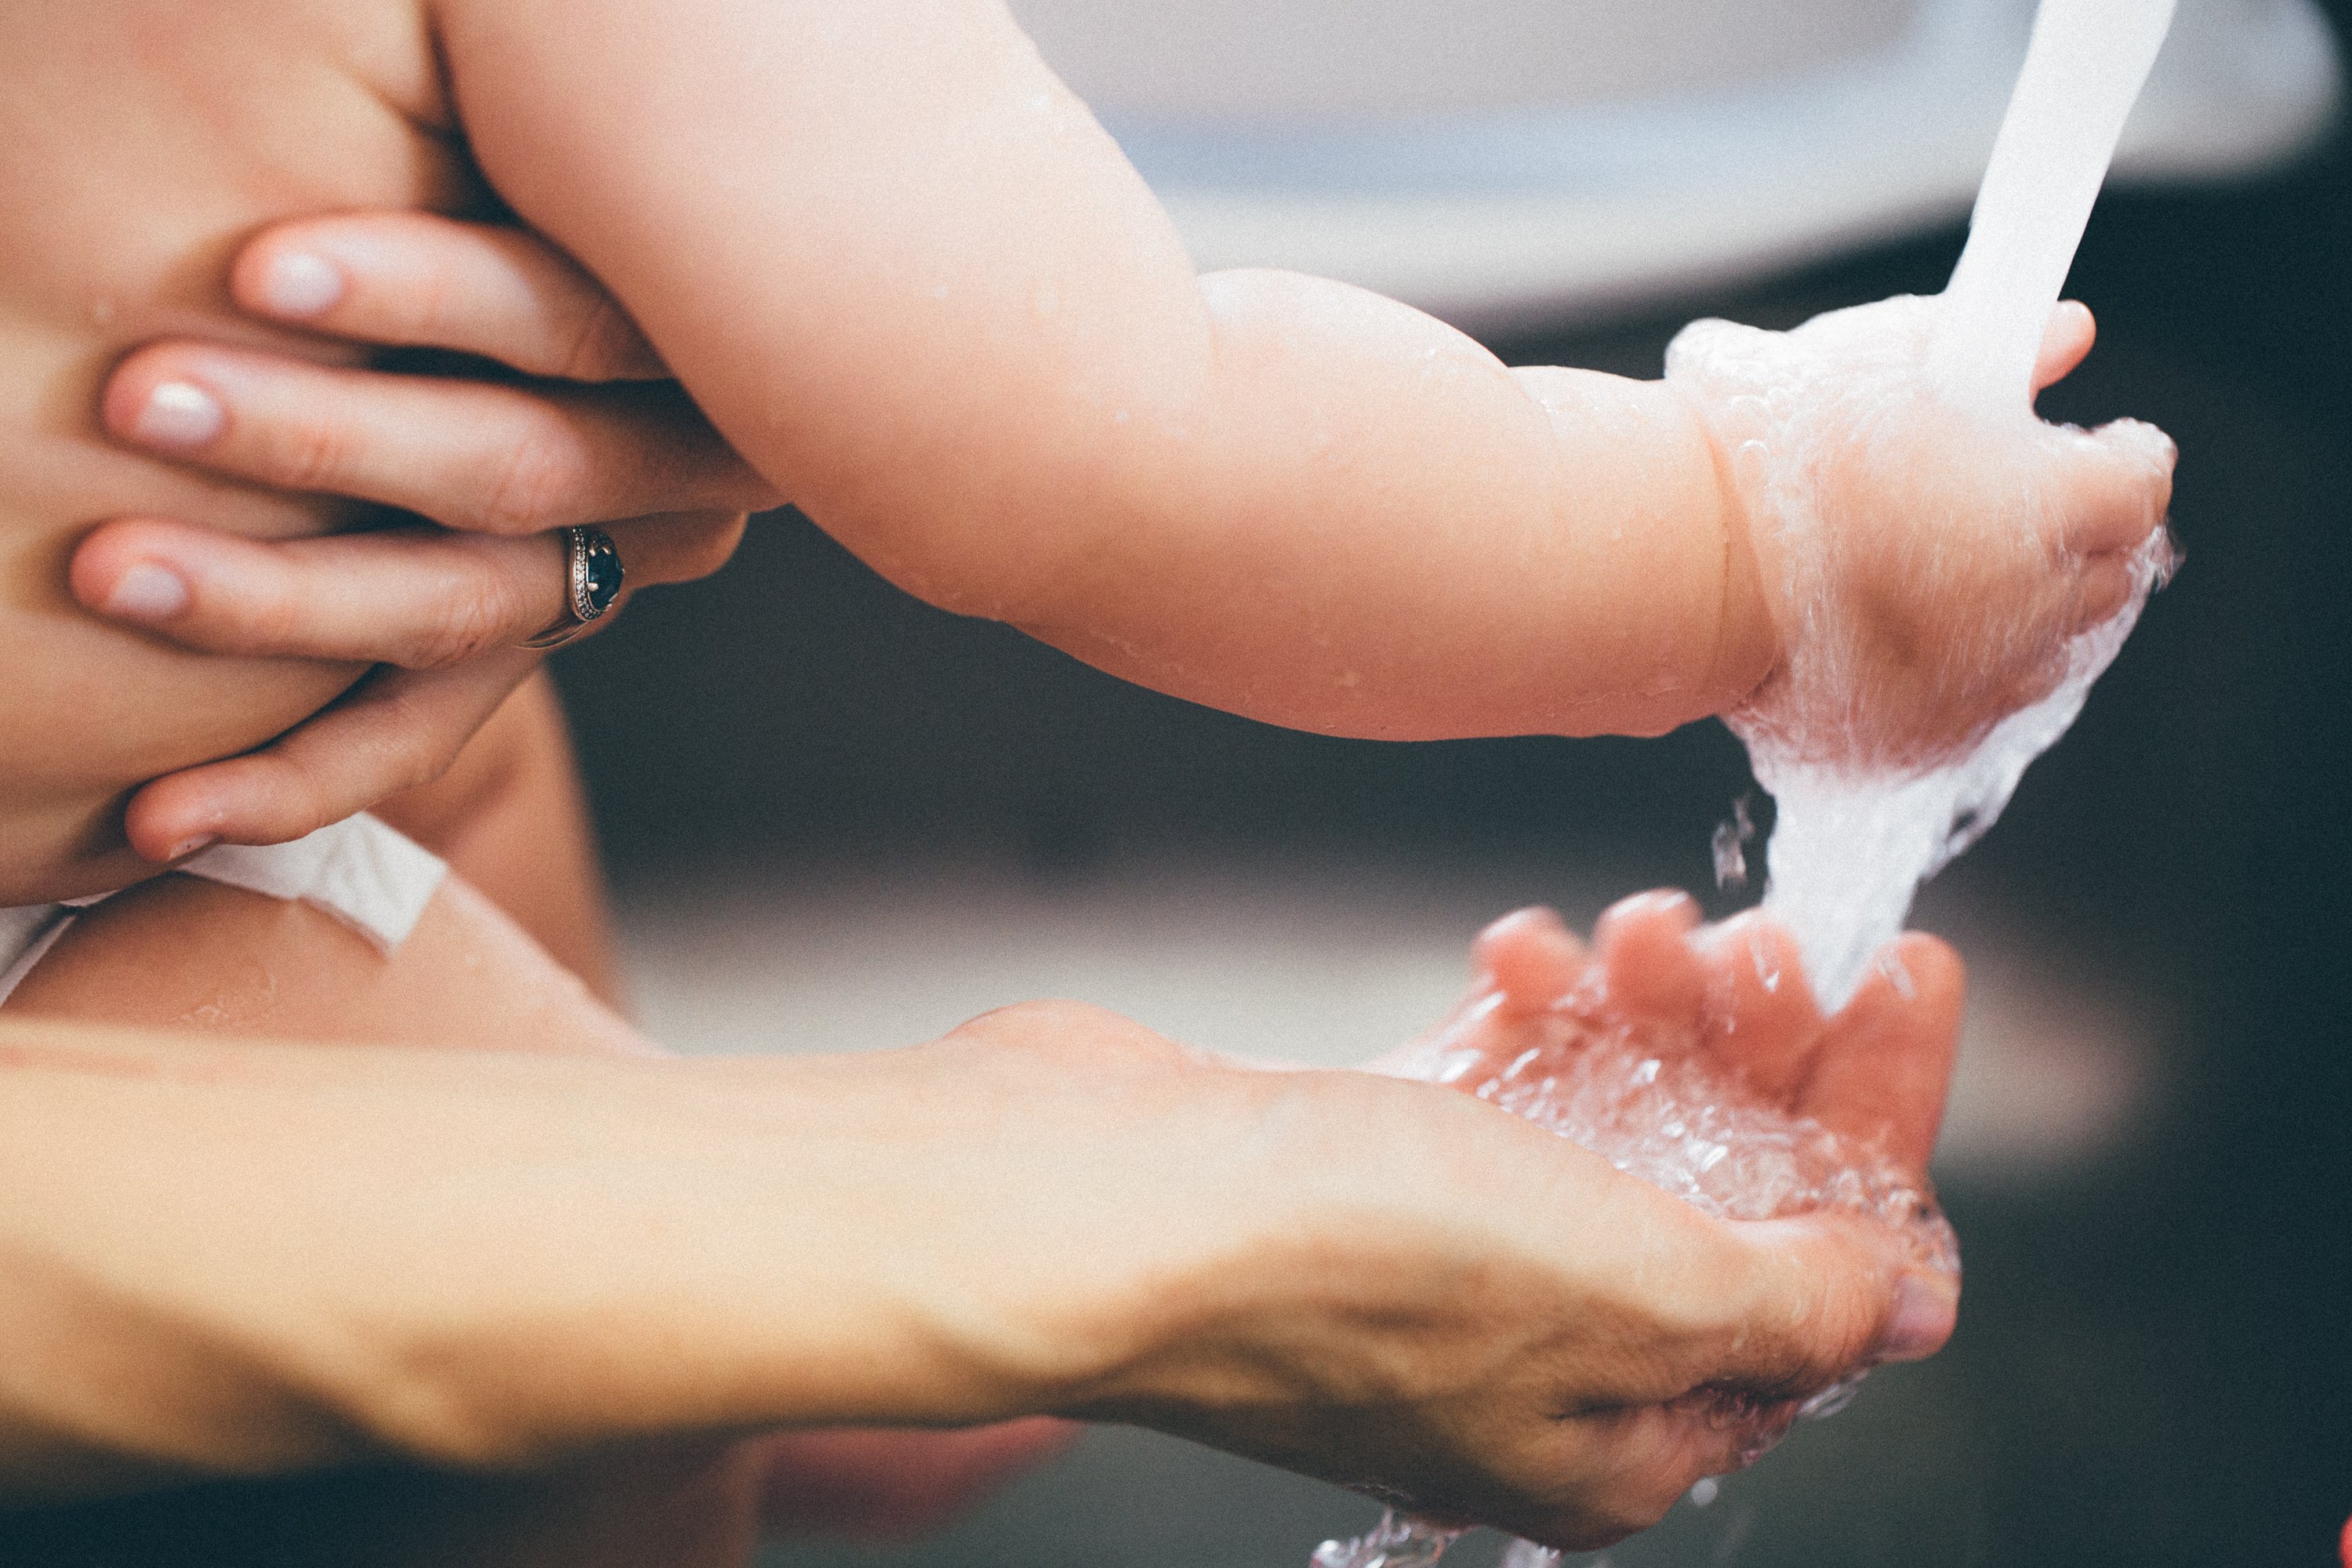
[[827, 502, 1092, 627]]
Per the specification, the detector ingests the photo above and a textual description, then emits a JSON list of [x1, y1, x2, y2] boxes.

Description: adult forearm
[[0, 1022, 1068, 1503]]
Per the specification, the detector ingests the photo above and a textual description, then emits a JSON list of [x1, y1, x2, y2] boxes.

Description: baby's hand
[[1667, 295, 2175, 770]]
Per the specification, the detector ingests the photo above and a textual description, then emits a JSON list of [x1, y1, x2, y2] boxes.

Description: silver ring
[[521, 526, 624, 649]]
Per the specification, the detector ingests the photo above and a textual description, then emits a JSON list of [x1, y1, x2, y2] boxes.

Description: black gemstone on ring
[[578, 530, 624, 618]]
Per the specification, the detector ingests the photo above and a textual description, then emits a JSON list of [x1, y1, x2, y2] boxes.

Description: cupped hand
[[1668, 296, 2175, 769], [945, 900, 1962, 1552], [76, 212, 783, 861]]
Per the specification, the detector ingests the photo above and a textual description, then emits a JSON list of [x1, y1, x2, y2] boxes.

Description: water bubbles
[[1310, 956, 1958, 1568], [1312, 1512, 1459, 1568]]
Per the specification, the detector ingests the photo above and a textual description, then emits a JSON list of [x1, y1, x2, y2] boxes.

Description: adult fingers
[[1467, 906, 1588, 1018], [1688, 911, 1825, 1100], [122, 653, 543, 860], [233, 211, 668, 382], [1709, 1212, 1957, 1392], [1589, 891, 1706, 1023], [103, 341, 782, 535], [1504, 1208, 1955, 1549], [751, 1419, 1079, 1540], [74, 512, 747, 668], [1797, 934, 1966, 1173], [1498, 1403, 1748, 1552], [2030, 300, 2097, 394]]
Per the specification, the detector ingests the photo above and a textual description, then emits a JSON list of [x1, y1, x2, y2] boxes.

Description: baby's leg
[[3, 868, 640, 1059], [371, 670, 623, 1010]]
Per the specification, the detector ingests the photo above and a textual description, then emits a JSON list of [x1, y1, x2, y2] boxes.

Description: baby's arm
[[434, 0, 1758, 742]]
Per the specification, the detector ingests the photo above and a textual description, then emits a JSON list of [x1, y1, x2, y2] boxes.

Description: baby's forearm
[[997, 274, 1769, 739]]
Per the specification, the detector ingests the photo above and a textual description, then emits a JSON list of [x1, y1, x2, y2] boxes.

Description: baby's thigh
[[372, 672, 624, 1007], [2, 872, 649, 1060]]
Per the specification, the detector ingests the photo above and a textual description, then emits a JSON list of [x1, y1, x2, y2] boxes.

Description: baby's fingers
[[1797, 934, 1965, 1172], [2048, 416, 2175, 559], [2030, 300, 2096, 395]]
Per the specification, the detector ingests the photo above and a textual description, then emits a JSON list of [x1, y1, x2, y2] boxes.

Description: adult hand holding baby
[[79, 227, 2172, 870], [74, 212, 780, 862]]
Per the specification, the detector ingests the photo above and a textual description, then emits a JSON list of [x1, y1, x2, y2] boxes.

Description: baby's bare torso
[[0, 0, 463, 902]]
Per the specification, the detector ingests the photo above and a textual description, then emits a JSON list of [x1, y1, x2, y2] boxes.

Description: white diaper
[[0, 814, 447, 1007]]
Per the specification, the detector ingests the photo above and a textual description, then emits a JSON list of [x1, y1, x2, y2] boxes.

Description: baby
[[0, 0, 2153, 1552], [0, 0, 2165, 1023]]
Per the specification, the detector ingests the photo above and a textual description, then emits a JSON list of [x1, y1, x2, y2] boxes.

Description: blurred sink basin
[[1007, 0, 2341, 329]]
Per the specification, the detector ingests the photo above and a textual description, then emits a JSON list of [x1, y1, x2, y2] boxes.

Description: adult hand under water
[[1313, 896, 1962, 1560]]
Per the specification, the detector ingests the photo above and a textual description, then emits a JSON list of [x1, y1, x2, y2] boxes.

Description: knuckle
[[410, 597, 510, 670], [245, 576, 314, 655], [559, 294, 655, 381], [474, 430, 589, 534], [269, 414, 361, 493], [403, 557, 535, 669]]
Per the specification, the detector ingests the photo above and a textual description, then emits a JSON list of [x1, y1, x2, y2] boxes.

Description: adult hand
[[1051, 898, 1960, 1551], [74, 212, 782, 861]]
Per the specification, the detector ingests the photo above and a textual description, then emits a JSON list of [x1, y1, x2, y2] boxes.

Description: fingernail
[[103, 561, 191, 622], [133, 380, 225, 448], [1872, 1276, 1955, 1364], [166, 835, 219, 862], [258, 250, 344, 318]]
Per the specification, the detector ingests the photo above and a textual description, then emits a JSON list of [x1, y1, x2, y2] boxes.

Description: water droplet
[[1711, 794, 1755, 890]]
